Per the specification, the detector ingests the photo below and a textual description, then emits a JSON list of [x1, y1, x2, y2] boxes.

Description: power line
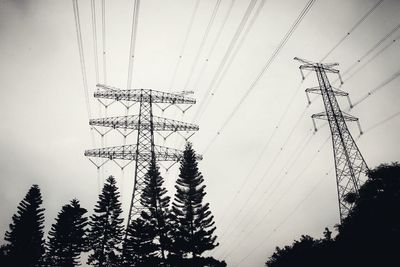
[[207, 0, 382, 230], [319, 0, 384, 62], [217, 130, 319, 258], [192, 0, 259, 122], [210, 0, 383, 252], [363, 110, 400, 134], [192, 0, 237, 91], [223, 46, 397, 259], [127, 0, 140, 89], [170, 0, 225, 162], [232, 163, 332, 267], [351, 69, 400, 108], [224, 136, 330, 262], [212, 0, 386, 261], [212, 0, 267, 95], [300, 0, 385, 81], [212, 1, 388, 235], [194, 0, 266, 121], [201, 0, 316, 154], [213, 13, 395, 237], [212, 82, 305, 227], [169, 0, 201, 91], [214, 121, 326, 258], [101, 0, 107, 84], [91, 0, 100, 84], [90, 0, 102, 191], [214, 127, 315, 258], [340, 22, 400, 79], [215, 106, 311, 246], [183, 0, 222, 91], [72, 0, 94, 148], [211, 86, 319, 254], [343, 34, 400, 83], [72, 0, 92, 121]]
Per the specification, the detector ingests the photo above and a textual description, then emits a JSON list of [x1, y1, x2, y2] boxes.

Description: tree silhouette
[[123, 217, 159, 266], [2, 184, 45, 267], [265, 231, 333, 267], [0, 244, 11, 266], [336, 162, 400, 267], [265, 162, 400, 267], [46, 199, 88, 267], [171, 143, 218, 261], [123, 159, 171, 265], [87, 176, 124, 266], [140, 158, 171, 262]]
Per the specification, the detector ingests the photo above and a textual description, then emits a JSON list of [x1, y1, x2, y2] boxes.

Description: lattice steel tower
[[295, 58, 369, 222], [85, 84, 201, 226]]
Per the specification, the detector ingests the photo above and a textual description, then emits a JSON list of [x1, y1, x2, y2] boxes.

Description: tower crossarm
[[89, 115, 199, 132], [306, 86, 349, 96], [84, 144, 203, 161], [312, 112, 359, 122], [300, 64, 339, 74], [294, 57, 339, 70], [95, 84, 196, 104]]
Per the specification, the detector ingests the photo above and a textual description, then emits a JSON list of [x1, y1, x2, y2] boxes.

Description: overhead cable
[[183, 0, 222, 91], [169, 0, 201, 91], [127, 0, 141, 89], [192, 0, 237, 91], [72, 0, 94, 148], [192, 0, 259, 122], [201, 0, 316, 154]]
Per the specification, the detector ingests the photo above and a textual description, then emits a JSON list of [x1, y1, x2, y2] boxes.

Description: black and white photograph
[[0, 0, 399, 266]]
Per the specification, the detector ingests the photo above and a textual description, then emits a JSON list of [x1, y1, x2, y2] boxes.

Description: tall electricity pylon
[[295, 58, 369, 222], [85, 84, 201, 227]]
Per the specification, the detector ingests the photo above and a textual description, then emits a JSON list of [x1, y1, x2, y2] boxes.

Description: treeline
[[265, 162, 400, 267], [0, 143, 226, 267]]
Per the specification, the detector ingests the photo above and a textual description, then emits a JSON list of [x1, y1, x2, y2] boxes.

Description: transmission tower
[[294, 57, 369, 222], [85, 84, 201, 226]]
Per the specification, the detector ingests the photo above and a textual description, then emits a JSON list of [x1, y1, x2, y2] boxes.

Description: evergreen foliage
[[3, 184, 45, 267], [266, 231, 333, 267], [123, 217, 159, 266], [123, 158, 171, 265], [46, 199, 88, 267], [171, 143, 218, 259], [141, 158, 171, 261], [0, 244, 11, 266], [336, 162, 400, 267], [265, 162, 400, 267], [87, 176, 124, 266]]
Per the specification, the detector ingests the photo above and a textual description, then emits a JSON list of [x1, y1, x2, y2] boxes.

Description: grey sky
[[1, 0, 399, 266]]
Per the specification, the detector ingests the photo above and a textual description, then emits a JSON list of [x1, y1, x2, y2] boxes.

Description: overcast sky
[[1, 0, 400, 266]]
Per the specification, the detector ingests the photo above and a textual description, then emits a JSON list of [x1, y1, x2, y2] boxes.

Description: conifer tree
[[0, 244, 11, 266], [171, 143, 218, 260], [46, 199, 88, 267], [123, 158, 171, 265], [87, 176, 124, 267], [3, 184, 45, 267], [123, 217, 158, 266], [141, 158, 171, 261]]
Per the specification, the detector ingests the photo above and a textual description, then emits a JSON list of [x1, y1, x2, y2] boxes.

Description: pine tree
[[123, 217, 159, 266], [0, 244, 11, 266], [3, 184, 45, 267], [171, 143, 218, 260], [46, 199, 88, 267], [123, 158, 171, 265], [141, 158, 172, 261], [87, 176, 124, 267]]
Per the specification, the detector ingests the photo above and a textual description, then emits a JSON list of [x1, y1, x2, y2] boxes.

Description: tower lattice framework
[[295, 58, 369, 221], [85, 84, 201, 226]]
